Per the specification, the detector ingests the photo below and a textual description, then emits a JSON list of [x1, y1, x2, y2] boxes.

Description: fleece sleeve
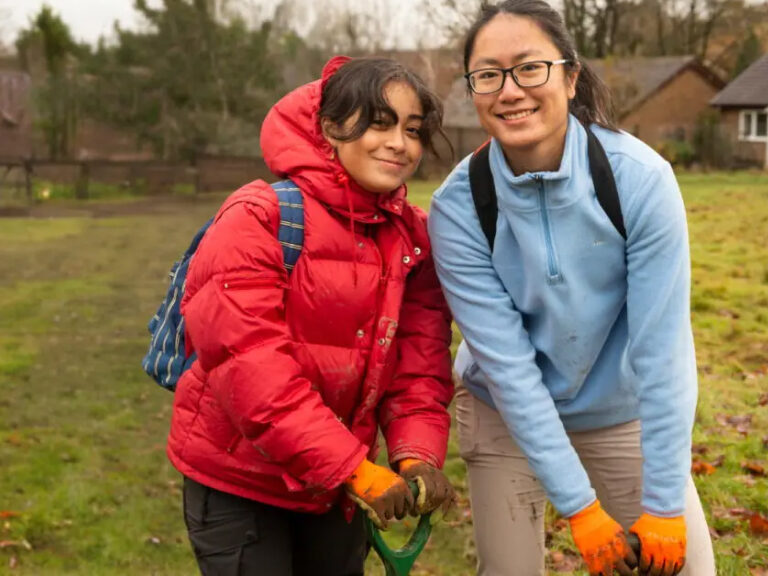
[[623, 161, 697, 516], [427, 164, 596, 517]]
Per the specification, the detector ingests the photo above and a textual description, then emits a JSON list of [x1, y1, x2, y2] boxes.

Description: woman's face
[[468, 14, 578, 167], [323, 81, 424, 194]]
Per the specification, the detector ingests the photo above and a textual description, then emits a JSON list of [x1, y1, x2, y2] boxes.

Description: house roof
[[710, 53, 768, 107], [443, 55, 724, 128], [587, 56, 724, 117]]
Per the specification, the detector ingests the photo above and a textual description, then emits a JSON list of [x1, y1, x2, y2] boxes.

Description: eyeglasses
[[465, 59, 572, 94]]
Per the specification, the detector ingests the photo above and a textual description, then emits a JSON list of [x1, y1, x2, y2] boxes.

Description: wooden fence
[[0, 155, 274, 202]]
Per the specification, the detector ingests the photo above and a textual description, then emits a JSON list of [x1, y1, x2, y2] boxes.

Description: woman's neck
[[501, 122, 569, 176]]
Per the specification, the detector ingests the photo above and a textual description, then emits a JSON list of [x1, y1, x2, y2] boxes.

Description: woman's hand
[[398, 458, 456, 515], [569, 500, 637, 576], [630, 513, 686, 576]]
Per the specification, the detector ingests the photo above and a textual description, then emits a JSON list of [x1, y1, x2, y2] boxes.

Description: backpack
[[142, 180, 304, 391], [469, 123, 626, 250]]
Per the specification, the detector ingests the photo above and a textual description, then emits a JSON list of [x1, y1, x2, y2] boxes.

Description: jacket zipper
[[536, 177, 562, 283]]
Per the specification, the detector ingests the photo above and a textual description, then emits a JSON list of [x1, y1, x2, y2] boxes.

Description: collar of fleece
[[260, 56, 408, 223]]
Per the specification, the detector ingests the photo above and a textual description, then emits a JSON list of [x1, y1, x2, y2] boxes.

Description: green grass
[[0, 172, 766, 574]]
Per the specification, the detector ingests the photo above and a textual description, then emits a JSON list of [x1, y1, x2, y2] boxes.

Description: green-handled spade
[[365, 482, 432, 576]]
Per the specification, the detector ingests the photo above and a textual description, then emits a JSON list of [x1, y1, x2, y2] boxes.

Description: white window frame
[[739, 109, 768, 142]]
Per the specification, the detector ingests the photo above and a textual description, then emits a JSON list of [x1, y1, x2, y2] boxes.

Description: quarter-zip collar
[[489, 114, 588, 212]]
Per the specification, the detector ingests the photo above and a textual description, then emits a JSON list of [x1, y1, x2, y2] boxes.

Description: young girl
[[428, 1, 715, 575], [167, 56, 455, 575]]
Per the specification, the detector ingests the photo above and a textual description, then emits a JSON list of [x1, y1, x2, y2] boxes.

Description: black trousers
[[183, 477, 368, 576]]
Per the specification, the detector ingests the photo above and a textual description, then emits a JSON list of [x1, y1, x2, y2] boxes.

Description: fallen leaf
[[710, 454, 726, 467], [759, 392, 768, 406], [750, 567, 768, 576], [716, 413, 752, 435], [727, 508, 753, 519], [692, 461, 716, 475], [736, 475, 757, 487], [549, 549, 581, 572], [742, 461, 766, 477], [8, 555, 17, 570], [5, 434, 22, 447], [691, 443, 709, 455], [750, 512, 768, 535], [0, 512, 20, 519]]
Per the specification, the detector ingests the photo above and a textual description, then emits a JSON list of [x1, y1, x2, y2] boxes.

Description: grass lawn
[[0, 172, 767, 575]]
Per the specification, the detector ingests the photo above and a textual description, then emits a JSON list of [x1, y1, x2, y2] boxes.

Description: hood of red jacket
[[260, 56, 407, 222]]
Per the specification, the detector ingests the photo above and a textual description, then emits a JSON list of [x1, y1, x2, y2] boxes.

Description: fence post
[[75, 162, 90, 199], [24, 159, 33, 201]]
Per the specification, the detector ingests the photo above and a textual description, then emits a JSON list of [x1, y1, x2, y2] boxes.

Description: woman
[[428, 2, 715, 575], [167, 56, 455, 575]]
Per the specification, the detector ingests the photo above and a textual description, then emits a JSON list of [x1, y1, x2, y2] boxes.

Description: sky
[[0, 0, 286, 46], [0, 0, 426, 50]]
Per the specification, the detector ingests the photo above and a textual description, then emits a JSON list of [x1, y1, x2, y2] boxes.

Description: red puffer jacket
[[166, 57, 454, 515]]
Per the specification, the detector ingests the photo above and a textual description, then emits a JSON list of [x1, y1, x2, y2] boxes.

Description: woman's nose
[[498, 71, 526, 99]]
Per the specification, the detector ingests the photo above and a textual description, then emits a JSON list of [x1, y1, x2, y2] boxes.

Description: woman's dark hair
[[463, 0, 617, 130], [320, 57, 453, 160]]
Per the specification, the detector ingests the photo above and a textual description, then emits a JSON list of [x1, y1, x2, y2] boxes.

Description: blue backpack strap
[[272, 179, 304, 271]]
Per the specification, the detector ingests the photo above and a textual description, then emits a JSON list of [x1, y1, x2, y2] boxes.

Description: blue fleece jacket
[[428, 115, 697, 518]]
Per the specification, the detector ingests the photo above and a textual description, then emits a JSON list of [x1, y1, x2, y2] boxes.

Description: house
[[0, 69, 32, 159], [589, 56, 725, 146], [710, 53, 768, 169], [442, 56, 725, 160]]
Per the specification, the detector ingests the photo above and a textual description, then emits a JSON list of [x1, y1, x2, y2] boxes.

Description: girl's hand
[[397, 458, 456, 515]]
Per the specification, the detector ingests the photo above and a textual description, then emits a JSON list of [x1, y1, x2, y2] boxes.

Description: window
[[740, 110, 768, 141]]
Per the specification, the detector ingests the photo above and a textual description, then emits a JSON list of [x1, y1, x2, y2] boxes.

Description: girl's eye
[[406, 126, 422, 138]]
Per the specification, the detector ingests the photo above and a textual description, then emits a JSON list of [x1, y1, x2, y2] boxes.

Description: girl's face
[[323, 81, 424, 194], [468, 14, 578, 171]]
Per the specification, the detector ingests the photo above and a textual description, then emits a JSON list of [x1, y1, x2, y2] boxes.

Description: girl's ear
[[320, 117, 340, 148]]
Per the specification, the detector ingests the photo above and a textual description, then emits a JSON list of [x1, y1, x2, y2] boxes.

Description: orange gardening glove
[[569, 500, 638, 576], [344, 459, 414, 530], [629, 513, 686, 576], [398, 458, 456, 515]]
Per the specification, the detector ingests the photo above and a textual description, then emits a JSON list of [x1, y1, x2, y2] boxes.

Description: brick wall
[[719, 109, 767, 167], [621, 69, 720, 146]]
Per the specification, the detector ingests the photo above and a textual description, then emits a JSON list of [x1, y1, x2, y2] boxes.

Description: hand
[[630, 513, 686, 576], [344, 459, 413, 530], [569, 500, 637, 576], [398, 458, 456, 515]]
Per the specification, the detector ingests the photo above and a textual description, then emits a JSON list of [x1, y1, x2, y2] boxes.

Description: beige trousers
[[455, 385, 716, 576]]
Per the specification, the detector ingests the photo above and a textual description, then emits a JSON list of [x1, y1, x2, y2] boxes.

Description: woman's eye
[[519, 62, 544, 72], [477, 70, 500, 80]]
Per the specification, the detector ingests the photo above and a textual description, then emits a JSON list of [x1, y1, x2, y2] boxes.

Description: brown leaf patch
[[692, 461, 716, 475], [749, 512, 768, 535], [742, 461, 766, 477], [548, 549, 582, 572]]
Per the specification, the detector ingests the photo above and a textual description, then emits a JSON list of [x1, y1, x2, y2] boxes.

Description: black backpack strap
[[584, 125, 626, 240], [468, 140, 498, 251]]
